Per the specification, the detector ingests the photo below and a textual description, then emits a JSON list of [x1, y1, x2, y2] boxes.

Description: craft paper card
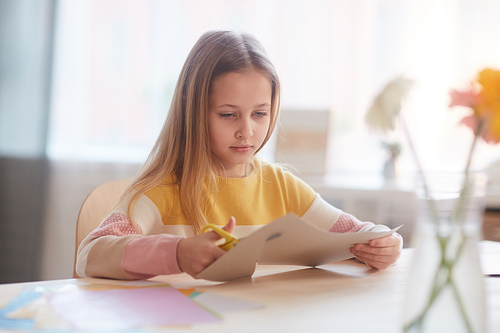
[[197, 213, 401, 282], [7, 296, 72, 331], [44, 286, 220, 331], [0, 291, 40, 330], [4, 285, 70, 331], [6, 297, 44, 320], [81, 283, 171, 291], [192, 292, 265, 314], [479, 241, 500, 276], [0, 285, 25, 309], [481, 254, 500, 276]]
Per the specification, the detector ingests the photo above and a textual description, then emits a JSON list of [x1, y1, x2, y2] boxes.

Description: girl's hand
[[176, 216, 236, 277], [350, 233, 403, 269]]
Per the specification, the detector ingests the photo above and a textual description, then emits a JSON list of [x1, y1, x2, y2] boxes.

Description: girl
[[76, 30, 402, 280]]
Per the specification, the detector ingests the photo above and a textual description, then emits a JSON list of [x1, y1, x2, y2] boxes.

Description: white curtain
[[48, 0, 500, 174]]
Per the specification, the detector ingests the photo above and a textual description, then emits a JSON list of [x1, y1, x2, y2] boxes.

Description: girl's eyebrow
[[215, 103, 271, 109], [215, 103, 239, 109], [255, 103, 271, 108]]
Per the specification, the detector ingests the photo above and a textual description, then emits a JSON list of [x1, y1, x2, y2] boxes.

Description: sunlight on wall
[[47, 0, 500, 175]]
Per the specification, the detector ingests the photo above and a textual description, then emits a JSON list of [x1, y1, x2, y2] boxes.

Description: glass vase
[[403, 172, 488, 333]]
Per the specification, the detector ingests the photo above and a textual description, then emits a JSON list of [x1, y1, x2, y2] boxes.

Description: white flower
[[366, 77, 414, 133]]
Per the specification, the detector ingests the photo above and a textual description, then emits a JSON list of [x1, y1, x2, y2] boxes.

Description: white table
[[1, 245, 499, 332]]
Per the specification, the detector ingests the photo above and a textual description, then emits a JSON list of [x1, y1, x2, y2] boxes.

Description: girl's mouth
[[230, 145, 252, 153]]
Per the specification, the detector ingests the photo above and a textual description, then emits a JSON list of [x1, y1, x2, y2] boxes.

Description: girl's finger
[[370, 233, 402, 247], [360, 258, 392, 270], [202, 229, 224, 242], [203, 217, 236, 242], [223, 216, 236, 233], [354, 245, 396, 256], [351, 249, 390, 263]]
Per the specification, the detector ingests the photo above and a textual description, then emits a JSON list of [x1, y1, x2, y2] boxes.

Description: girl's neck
[[212, 161, 254, 178]]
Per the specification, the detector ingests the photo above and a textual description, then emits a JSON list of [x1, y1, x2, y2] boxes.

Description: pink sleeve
[[90, 212, 143, 237], [78, 212, 183, 279], [123, 235, 183, 279], [329, 212, 373, 233]]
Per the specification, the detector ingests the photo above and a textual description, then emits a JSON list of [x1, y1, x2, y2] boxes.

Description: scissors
[[201, 224, 239, 251]]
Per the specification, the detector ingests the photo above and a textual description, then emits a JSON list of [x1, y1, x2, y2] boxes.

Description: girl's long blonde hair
[[123, 30, 281, 233]]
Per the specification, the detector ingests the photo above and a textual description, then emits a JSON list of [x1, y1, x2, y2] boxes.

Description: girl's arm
[[76, 193, 184, 280], [301, 194, 403, 268], [76, 192, 233, 280], [301, 193, 392, 232]]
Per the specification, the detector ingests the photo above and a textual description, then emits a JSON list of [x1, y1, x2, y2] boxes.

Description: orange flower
[[476, 68, 500, 143], [449, 88, 479, 109], [450, 68, 500, 144]]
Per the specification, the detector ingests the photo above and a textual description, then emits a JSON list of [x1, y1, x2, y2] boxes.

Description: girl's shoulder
[[254, 156, 280, 169], [254, 157, 296, 179], [255, 156, 290, 171], [143, 176, 179, 218], [144, 175, 178, 199], [254, 157, 316, 204]]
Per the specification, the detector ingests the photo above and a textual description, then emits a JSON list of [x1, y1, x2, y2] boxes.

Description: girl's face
[[208, 70, 272, 178]]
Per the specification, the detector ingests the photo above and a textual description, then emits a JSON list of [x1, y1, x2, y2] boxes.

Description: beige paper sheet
[[197, 214, 400, 281]]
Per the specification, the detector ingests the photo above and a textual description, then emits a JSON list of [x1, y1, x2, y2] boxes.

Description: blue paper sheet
[[0, 290, 40, 330]]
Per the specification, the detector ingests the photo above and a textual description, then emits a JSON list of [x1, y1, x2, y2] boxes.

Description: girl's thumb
[[223, 216, 236, 234]]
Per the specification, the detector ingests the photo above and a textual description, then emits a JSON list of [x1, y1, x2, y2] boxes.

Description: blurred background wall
[[0, 0, 55, 283], [1, 0, 500, 283]]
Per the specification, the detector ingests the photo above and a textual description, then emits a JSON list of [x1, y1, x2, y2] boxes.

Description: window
[[47, 0, 500, 175]]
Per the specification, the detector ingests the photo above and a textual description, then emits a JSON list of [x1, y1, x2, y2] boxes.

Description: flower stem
[[452, 119, 485, 226], [404, 233, 475, 333], [401, 117, 484, 333], [400, 116, 441, 225], [403, 235, 449, 332], [449, 237, 475, 333]]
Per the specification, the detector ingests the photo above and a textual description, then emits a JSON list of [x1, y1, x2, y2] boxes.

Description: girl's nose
[[236, 120, 253, 139]]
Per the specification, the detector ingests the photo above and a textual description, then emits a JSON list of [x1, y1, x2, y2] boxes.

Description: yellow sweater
[[76, 159, 396, 280], [144, 159, 317, 229]]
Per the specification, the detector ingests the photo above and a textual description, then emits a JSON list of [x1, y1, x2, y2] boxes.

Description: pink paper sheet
[[45, 286, 220, 331]]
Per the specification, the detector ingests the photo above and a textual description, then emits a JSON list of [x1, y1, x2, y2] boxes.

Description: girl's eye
[[220, 113, 235, 119], [253, 111, 268, 118]]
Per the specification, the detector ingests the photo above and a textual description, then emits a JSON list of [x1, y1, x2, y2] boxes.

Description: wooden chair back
[[73, 179, 131, 277]]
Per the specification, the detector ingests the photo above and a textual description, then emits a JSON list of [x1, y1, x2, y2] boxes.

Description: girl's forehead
[[212, 69, 270, 87], [212, 71, 270, 90], [209, 71, 272, 105]]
